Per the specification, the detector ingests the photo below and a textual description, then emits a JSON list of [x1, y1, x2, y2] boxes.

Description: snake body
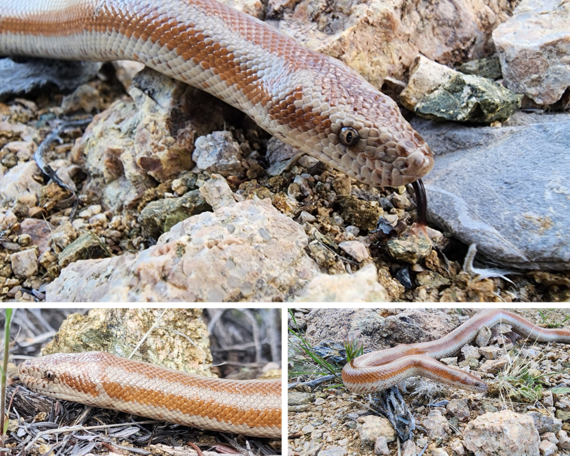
[[18, 351, 281, 438], [0, 0, 434, 188], [342, 309, 570, 394]]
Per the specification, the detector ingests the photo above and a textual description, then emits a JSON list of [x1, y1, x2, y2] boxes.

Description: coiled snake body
[[19, 351, 281, 438], [0, 0, 434, 188], [342, 309, 570, 393]]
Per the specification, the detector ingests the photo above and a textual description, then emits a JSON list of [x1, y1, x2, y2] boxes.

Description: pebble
[[338, 240, 369, 262], [479, 346, 501, 360], [10, 248, 37, 278], [374, 436, 390, 455], [422, 410, 450, 439], [192, 131, 244, 176], [527, 411, 562, 434], [431, 449, 449, 456], [479, 356, 508, 374], [449, 439, 465, 455], [538, 440, 556, 456], [446, 399, 470, 422], [358, 415, 396, 446], [558, 430, 570, 449], [401, 439, 417, 456]]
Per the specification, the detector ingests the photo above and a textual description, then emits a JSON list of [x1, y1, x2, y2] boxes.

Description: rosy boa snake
[[0, 0, 434, 191], [342, 309, 570, 394], [19, 351, 281, 438]]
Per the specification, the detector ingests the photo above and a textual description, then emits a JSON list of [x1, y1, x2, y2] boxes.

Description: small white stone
[[10, 249, 38, 278], [339, 240, 369, 262]]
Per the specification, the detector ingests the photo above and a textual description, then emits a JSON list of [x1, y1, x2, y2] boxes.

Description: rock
[[265, 137, 301, 176], [358, 415, 396, 447], [57, 231, 112, 269], [415, 270, 450, 289], [18, 219, 53, 256], [295, 264, 389, 302], [42, 308, 214, 375], [301, 424, 314, 434], [299, 211, 317, 223], [10, 249, 37, 278], [74, 67, 237, 209], [558, 430, 570, 449], [413, 111, 570, 271], [46, 199, 319, 301], [3, 140, 36, 162], [479, 346, 501, 360], [475, 326, 492, 347], [318, 448, 347, 456], [556, 410, 570, 422], [461, 345, 481, 361], [335, 196, 382, 232], [432, 449, 449, 456], [457, 56, 503, 80], [111, 61, 145, 90], [440, 357, 458, 366], [480, 356, 508, 374], [199, 174, 237, 210], [138, 189, 211, 239], [374, 436, 390, 455], [449, 439, 465, 455], [288, 392, 314, 406], [402, 439, 417, 456], [538, 440, 556, 456], [387, 234, 432, 264], [422, 410, 450, 439], [542, 391, 553, 407], [0, 161, 43, 206], [401, 56, 521, 123], [527, 411, 562, 434], [493, 0, 570, 105], [540, 432, 558, 444], [273, 0, 516, 91], [446, 399, 470, 422], [338, 240, 370, 262], [463, 410, 539, 456], [0, 59, 102, 101], [61, 84, 103, 114], [192, 131, 245, 177]]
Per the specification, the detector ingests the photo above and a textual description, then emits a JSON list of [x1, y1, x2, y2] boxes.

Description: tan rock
[[275, 0, 516, 89], [493, 0, 570, 105], [45, 199, 319, 301], [464, 410, 539, 456]]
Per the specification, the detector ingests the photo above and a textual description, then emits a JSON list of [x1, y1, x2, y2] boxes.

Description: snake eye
[[45, 371, 55, 381], [339, 126, 360, 147]]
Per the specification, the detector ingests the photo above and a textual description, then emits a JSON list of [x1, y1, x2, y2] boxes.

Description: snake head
[[326, 91, 435, 188], [280, 59, 435, 188]]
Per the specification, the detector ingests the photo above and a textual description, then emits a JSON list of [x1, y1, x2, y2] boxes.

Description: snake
[[0, 0, 434, 201], [18, 351, 281, 438], [342, 309, 570, 394]]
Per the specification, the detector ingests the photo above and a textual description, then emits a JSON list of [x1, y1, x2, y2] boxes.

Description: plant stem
[[1, 309, 13, 448]]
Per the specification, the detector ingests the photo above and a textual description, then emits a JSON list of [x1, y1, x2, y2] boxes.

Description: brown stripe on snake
[[342, 309, 570, 394], [0, 0, 434, 190], [19, 351, 281, 438]]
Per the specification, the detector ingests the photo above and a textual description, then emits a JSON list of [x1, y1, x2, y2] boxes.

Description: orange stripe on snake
[[0, 0, 434, 188]]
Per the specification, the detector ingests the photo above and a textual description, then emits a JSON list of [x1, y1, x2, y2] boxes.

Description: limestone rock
[[46, 199, 319, 301], [493, 0, 570, 105], [41, 308, 214, 376], [463, 410, 539, 456], [272, 0, 516, 91], [294, 264, 389, 302]]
